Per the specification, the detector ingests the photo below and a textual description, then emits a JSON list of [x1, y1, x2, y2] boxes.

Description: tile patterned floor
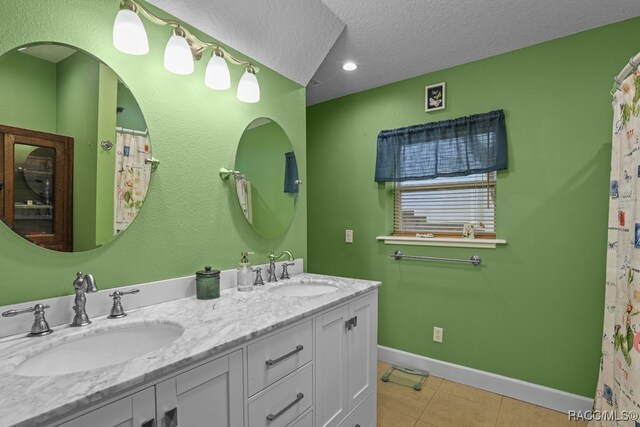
[[376, 361, 589, 427]]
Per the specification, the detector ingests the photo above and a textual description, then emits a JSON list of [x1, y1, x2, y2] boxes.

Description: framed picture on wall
[[425, 82, 446, 112]]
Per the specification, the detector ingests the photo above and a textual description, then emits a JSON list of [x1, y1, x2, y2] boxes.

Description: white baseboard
[[377, 345, 593, 414]]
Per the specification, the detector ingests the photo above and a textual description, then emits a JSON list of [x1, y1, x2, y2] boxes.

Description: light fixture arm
[[119, 0, 259, 71]]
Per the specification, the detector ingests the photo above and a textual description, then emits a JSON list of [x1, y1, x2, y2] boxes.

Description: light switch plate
[[433, 326, 443, 343], [345, 229, 353, 243]]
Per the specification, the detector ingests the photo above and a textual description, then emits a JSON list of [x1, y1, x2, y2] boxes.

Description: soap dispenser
[[237, 252, 254, 292]]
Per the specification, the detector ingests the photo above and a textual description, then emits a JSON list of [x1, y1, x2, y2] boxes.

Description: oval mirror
[[234, 118, 298, 239], [0, 43, 152, 252]]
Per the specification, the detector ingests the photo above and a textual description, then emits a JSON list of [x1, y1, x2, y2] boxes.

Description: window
[[394, 172, 496, 238], [375, 110, 506, 243]]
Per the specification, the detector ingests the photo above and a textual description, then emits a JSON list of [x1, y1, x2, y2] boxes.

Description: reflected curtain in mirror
[[115, 129, 150, 233]]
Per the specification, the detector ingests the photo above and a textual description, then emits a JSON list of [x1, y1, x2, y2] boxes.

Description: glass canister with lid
[[196, 266, 220, 300]]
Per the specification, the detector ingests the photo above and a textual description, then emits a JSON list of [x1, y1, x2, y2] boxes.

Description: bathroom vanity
[[0, 274, 379, 427]]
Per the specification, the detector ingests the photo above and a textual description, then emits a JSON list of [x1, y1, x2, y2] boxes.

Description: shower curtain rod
[[116, 127, 148, 137], [612, 51, 640, 95]]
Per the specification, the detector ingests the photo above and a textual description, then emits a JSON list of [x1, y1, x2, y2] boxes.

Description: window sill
[[376, 235, 507, 249]]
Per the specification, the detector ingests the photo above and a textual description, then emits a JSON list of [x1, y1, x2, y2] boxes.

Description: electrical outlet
[[345, 229, 353, 243], [433, 326, 443, 343]]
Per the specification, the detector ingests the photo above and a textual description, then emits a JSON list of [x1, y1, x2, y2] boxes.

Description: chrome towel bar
[[390, 250, 481, 266]]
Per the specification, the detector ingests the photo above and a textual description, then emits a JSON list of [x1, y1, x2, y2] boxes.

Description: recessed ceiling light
[[342, 62, 357, 71]]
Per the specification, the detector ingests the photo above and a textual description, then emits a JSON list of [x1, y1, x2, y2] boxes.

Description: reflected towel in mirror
[[284, 151, 299, 193]]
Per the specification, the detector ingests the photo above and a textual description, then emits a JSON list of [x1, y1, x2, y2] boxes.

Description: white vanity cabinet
[[56, 350, 243, 427], [155, 350, 244, 427], [50, 289, 378, 427], [315, 292, 377, 427], [57, 387, 156, 427]]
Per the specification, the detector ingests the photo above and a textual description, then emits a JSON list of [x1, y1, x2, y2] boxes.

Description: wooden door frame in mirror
[[0, 124, 73, 251]]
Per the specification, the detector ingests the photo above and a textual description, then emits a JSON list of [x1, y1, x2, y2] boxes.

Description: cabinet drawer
[[248, 363, 313, 427], [337, 393, 375, 427], [290, 410, 313, 427], [248, 320, 312, 396]]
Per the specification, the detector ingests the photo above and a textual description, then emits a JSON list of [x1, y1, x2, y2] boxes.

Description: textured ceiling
[[20, 44, 76, 63], [148, 0, 640, 106], [146, 0, 344, 86], [307, 0, 640, 105]]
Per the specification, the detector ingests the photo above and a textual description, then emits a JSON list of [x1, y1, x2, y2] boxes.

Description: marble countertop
[[0, 273, 380, 427]]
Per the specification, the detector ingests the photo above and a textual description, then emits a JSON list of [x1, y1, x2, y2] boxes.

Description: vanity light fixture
[[237, 65, 260, 103], [342, 62, 357, 71], [164, 28, 194, 75], [205, 48, 231, 90], [113, 5, 149, 55], [112, 0, 260, 102]]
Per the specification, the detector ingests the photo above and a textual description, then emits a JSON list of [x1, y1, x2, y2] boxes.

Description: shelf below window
[[376, 235, 507, 249]]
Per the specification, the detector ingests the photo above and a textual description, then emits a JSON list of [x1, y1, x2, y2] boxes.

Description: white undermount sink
[[270, 281, 339, 297], [14, 323, 184, 377]]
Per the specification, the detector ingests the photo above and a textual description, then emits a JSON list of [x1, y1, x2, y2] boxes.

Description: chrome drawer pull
[[265, 345, 304, 366], [266, 392, 304, 422]]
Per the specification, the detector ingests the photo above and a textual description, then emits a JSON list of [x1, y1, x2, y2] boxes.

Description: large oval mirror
[[0, 43, 152, 252], [234, 118, 298, 239]]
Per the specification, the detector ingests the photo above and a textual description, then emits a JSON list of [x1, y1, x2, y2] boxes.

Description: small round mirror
[[234, 118, 298, 239], [0, 42, 152, 252]]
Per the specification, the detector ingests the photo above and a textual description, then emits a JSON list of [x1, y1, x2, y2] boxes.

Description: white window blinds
[[394, 172, 496, 237]]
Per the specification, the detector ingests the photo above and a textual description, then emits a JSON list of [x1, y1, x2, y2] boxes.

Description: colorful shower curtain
[[592, 70, 640, 425], [235, 175, 252, 224], [115, 131, 151, 233]]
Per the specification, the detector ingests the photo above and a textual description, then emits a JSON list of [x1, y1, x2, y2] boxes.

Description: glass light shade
[[205, 55, 231, 90], [164, 34, 194, 75], [237, 71, 260, 103], [113, 9, 149, 55]]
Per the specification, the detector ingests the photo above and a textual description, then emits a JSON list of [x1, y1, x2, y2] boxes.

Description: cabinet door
[[347, 293, 377, 412], [156, 350, 243, 427], [315, 303, 350, 427], [337, 393, 375, 427], [57, 387, 155, 427]]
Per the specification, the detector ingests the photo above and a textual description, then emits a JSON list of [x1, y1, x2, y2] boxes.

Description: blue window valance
[[374, 110, 507, 182]]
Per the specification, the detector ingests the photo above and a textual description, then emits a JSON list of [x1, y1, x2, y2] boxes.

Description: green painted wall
[[117, 82, 146, 132], [235, 121, 297, 238], [307, 18, 640, 397], [95, 63, 118, 247], [0, 1, 306, 303], [0, 51, 56, 133], [56, 51, 100, 251]]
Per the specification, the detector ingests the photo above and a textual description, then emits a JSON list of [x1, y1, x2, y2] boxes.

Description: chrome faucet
[[253, 267, 265, 286], [267, 250, 294, 283], [2, 303, 53, 337], [108, 289, 140, 319], [70, 272, 98, 327], [280, 262, 295, 280]]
